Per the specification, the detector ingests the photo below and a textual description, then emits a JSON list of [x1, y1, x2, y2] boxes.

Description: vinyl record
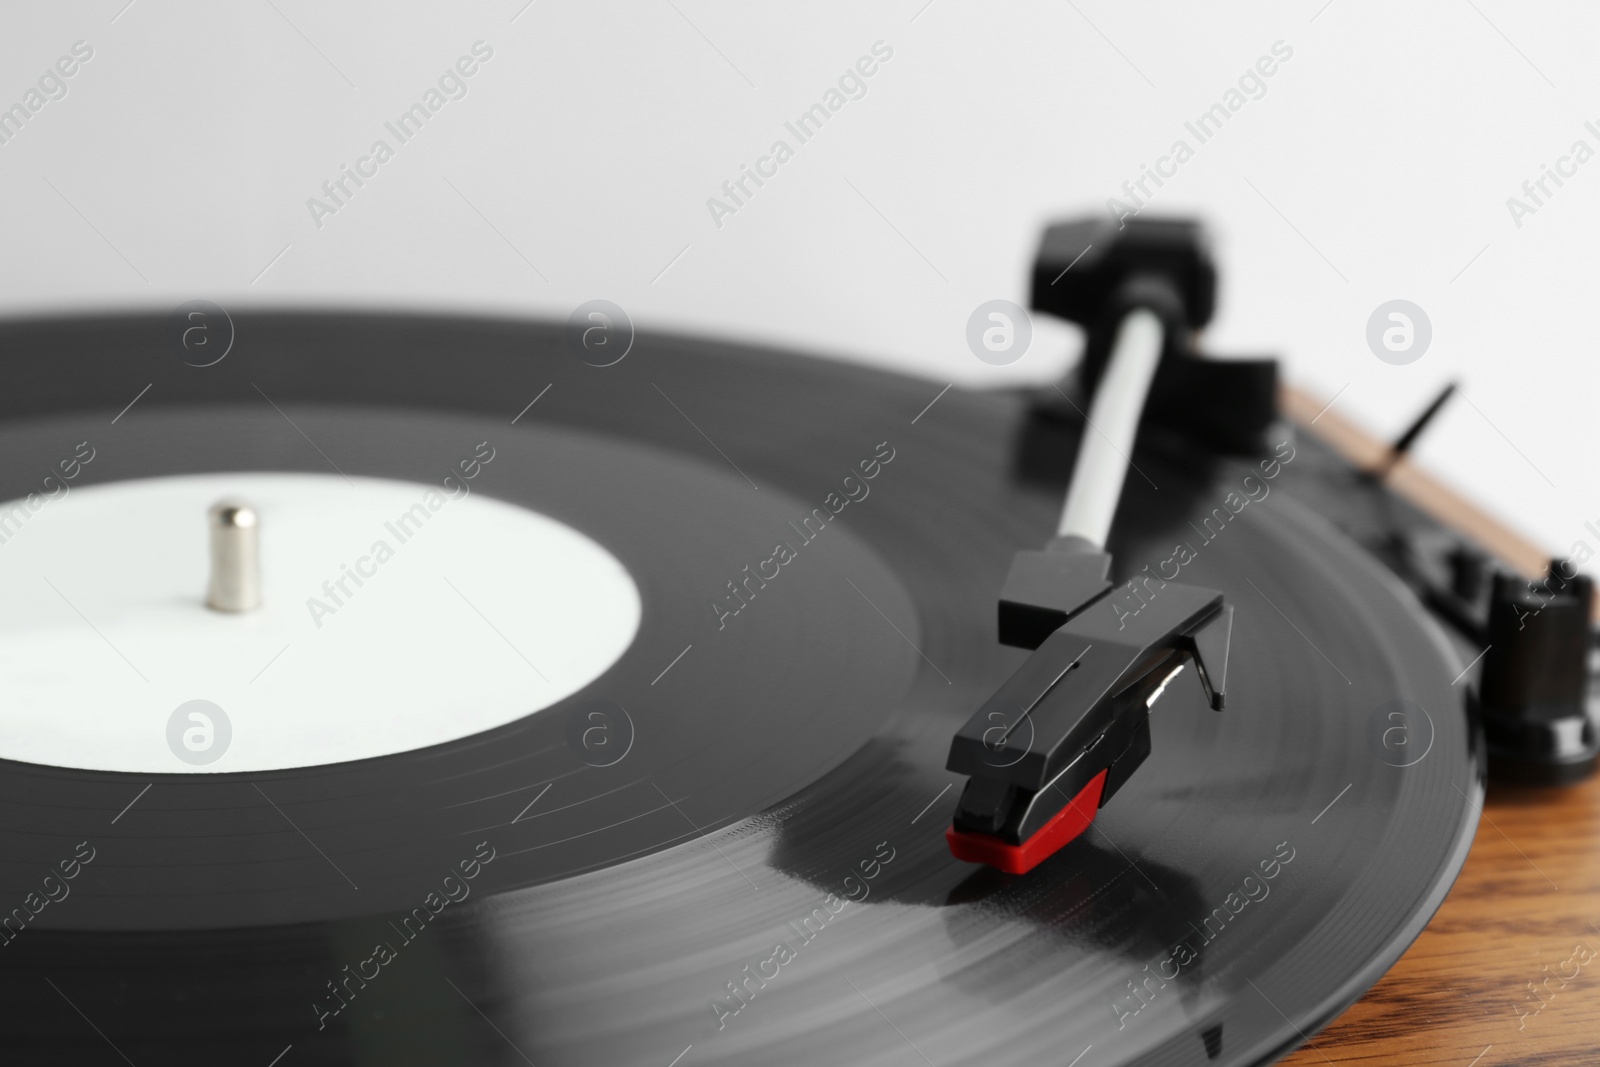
[[0, 311, 1479, 1066]]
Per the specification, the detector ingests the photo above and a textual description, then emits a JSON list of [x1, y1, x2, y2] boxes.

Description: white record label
[[0, 473, 641, 773]]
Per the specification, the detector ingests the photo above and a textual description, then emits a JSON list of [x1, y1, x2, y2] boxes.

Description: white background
[[0, 1, 1594, 565]]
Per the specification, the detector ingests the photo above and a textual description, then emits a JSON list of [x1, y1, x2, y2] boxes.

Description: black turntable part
[[1418, 555, 1492, 648], [996, 535, 1113, 648], [1446, 541, 1490, 603], [1328, 377, 1600, 786], [1395, 528, 1599, 789], [1096, 692, 1154, 806], [1137, 353, 1279, 455], [1384, 474, 1600, 788], [947, 218, 1237, 873], [946, 591, 1230, 863], [1030, 216, 1215, 369], [1372, 380, 1457, 480], [1030, 216, 1277, 453], [950, 583, 1228, 795], [1476, 566, 1600, 784]]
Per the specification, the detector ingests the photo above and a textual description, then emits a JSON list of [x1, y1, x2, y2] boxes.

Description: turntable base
[[1279, 388, 1600, 1067]]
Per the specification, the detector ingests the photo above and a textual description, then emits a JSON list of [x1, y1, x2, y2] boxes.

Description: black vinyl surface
[[0, 311, 1480, 1066]]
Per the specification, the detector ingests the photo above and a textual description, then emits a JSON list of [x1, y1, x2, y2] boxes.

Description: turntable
[[0, 216, 1591, 1066]]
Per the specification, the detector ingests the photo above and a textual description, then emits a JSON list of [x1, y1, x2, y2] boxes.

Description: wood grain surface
[[1280, 386, 1600, 1067], [1282, 776, 1600, 1067]]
